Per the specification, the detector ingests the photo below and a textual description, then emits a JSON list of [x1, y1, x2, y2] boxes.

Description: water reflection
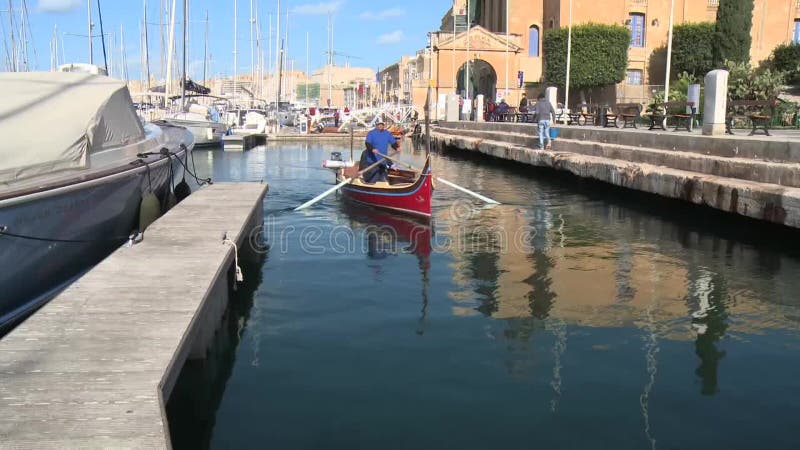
[[338, 203, 432, 335], [166, 251, 267, 450]]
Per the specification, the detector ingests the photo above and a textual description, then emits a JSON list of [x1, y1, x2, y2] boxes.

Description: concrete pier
[[0, 182, 267, 449], [433, 121, 800, 228]]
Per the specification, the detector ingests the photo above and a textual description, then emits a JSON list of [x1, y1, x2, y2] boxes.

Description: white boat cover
[[0, 72, 145, 184]]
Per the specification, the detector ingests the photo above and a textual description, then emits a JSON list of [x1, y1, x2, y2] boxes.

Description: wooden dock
[[0, 182, 267, 449]]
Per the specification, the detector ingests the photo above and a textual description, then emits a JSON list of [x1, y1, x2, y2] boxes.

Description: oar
[[294, 152, 395, 211], [380, 154, 501, 205]]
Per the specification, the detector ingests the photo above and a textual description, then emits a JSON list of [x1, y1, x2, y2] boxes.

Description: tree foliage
[[672, 22, 716, 77], [296, 83, 320, 99], [768, 43, 800, 85], [543, 23, 630, 89], [714, 0, 754, 65]]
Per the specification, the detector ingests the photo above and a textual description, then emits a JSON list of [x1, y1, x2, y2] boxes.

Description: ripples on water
[[168, 141, 800, 450]]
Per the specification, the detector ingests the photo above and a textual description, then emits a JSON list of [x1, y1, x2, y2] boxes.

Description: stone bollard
[[475, 95, 485, 122], [545, 86, 558, 111], [703, 70, 728, 136], [445, 94, 460, 122]]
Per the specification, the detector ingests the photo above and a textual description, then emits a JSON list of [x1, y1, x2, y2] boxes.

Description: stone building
[[396, 0, 800, 112]]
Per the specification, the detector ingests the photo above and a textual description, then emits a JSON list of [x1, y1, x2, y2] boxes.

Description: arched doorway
[[456, 59, 497, 101]]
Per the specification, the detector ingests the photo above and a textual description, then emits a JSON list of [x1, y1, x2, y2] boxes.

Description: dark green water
[[168, 142, 800, 450]]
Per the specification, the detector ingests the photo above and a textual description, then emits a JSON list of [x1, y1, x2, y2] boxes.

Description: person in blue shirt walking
[[532, 93, 555, 149], [359, 118, 399, 183]]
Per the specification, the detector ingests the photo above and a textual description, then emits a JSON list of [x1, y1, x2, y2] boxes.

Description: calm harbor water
[[168, 141, 800, 450]]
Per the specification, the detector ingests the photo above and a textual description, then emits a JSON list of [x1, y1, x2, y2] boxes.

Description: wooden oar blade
[[436, 177, 501, 205], [294, 177, 352, 211]]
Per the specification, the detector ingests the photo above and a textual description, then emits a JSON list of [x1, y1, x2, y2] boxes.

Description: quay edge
[[432, 122, 800, 229]]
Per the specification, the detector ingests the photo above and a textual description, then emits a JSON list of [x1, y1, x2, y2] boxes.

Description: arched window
[[529, 25, 540, 57]]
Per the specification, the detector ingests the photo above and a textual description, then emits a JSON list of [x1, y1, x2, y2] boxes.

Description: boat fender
[[139, 193, 161, 231], [163, 191, 178, 211], [175, 177, 192, 203]]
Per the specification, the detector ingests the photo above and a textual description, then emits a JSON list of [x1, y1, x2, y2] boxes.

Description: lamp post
[[663, 0, 676, 103], [564, 0, 573, 121]]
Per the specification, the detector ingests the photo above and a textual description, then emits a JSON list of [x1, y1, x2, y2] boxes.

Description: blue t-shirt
[[365, 129, 396, 160]]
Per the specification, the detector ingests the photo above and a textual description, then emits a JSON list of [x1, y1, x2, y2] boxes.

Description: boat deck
[[0, 182, 267, 449]]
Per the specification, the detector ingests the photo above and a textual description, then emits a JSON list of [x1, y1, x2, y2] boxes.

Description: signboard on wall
[[518, 71, 524, 88]]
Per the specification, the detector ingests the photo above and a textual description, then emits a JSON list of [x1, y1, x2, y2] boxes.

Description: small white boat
[[164, 101, 229, 147]]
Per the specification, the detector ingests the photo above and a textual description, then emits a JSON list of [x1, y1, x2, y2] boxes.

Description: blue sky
[[11, 0, 446, 80]]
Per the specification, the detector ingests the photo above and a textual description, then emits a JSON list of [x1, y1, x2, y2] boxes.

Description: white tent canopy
[[0, 72, 145, 184]]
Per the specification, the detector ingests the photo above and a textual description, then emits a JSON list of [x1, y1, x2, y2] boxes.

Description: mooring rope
[[0, 225, 140, 245], [137, 146, 212, 187], [222, 232, 244, 285]]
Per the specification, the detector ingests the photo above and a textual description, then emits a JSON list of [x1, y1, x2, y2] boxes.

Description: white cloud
[[377, 30, 405, 45], [291, 1, 344, 15], [37, 0, 82, 13], [360, 8, 405, 20]]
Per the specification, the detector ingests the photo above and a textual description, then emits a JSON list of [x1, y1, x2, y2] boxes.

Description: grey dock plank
[[0, 182, 267, 449]]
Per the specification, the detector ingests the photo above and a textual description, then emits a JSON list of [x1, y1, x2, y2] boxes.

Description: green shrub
[[769, 43, 800, 85], [543, 23, 630, 89], [672, 22, 716, 77]]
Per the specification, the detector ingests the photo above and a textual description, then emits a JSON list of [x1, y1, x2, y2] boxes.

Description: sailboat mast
[[305, 31, 309, 105], [249, 0, 254, 85], [233, 0, 238, 105], [20, 2, 26, 70], [5, 0, 13, 71], [143, 0, 151, 90], [165, 0, 176, 102], [181, 0, 187, 105], [87, 0, 92, 65], [96, 0, 107, 73], [203, 10, 208, 83], [275, 0, 280, 108], [121, 24, 128, 82]]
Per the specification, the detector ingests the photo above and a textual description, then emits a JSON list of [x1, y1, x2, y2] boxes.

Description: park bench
[[497, 106, 519, 122], [648, 101, 696, 132], [605, 103, 642, 128], [726, 98, 778, 136]]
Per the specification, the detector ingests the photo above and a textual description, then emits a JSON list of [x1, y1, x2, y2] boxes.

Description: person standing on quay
[[532, 93, 555, 149], [519, 93, 529, 112]]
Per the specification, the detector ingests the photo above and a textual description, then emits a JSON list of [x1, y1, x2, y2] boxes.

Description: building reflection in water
[[437, 169, 800, 409]]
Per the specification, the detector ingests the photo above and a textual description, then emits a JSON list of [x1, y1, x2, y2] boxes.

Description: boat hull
[[164, 118, 227, 147], [341, 159, 432, 219], [0, 148, 188, 332]]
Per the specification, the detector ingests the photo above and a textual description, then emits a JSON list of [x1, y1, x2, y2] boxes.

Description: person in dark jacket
[[531, 93, 556, 149], [519, 93, 529, 112]]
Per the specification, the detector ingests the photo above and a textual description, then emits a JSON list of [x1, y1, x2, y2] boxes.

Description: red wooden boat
[[340, 156, 433, 219]]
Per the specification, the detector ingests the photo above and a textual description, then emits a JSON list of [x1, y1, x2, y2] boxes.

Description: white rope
[[222, 233, 244, 283]]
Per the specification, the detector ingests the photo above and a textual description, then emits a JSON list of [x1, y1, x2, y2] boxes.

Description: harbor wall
[[432, 122, 800, 229]]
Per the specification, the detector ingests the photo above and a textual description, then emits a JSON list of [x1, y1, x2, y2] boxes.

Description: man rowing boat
[[360, 118, 399, 183]]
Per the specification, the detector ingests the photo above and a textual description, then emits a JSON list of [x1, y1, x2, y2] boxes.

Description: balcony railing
[[708, 0, 719, 7]]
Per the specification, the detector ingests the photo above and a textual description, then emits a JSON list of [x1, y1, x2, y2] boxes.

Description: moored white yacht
[[0, 71, 194, 331]]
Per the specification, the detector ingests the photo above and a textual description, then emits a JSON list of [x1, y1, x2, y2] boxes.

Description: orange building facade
[[397, 0, 800, 111]]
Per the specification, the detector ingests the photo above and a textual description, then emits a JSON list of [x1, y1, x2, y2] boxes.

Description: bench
[[605, 103, 642, 128], [495, 106, 518, 122], [726, 98, 778, 136], [648, 101, 696, 132]]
